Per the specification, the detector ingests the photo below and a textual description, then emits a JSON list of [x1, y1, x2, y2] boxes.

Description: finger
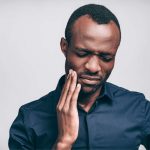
[[63, 71, 77, 109], [57, 69, 72, 109], [70, 83, 81, 109]]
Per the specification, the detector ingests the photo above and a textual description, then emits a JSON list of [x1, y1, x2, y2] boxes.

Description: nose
[[85, 55, 101, 73]]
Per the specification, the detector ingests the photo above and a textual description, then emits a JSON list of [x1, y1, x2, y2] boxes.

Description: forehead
[[70, 15, 120, 52]]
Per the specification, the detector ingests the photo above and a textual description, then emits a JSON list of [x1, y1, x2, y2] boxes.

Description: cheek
[[65, 55, 85, 73], [67, 52, 87, 68], [102, 62, 115, 74]]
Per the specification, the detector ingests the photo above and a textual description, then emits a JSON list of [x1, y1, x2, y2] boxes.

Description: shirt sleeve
[[8, 107, 34, 150], [142, 99, 150, 150]]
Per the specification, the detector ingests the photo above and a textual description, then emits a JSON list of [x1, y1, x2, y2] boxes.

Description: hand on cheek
[[53, 69, 81, 150]]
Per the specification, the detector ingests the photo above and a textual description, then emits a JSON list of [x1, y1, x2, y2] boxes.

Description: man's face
[[61, 15, 120, 94]]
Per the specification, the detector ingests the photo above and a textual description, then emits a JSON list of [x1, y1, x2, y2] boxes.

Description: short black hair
[[65, 4, 121, 44]]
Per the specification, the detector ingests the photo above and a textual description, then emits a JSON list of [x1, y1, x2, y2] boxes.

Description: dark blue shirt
[[9, 75, 150, 150]]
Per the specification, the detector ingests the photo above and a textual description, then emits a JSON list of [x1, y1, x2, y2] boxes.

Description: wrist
[[52, 141, 72, 150]]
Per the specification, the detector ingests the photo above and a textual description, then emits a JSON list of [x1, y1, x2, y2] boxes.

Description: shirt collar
[[53, 75, 66, 101], [96, 82, 114, 101]]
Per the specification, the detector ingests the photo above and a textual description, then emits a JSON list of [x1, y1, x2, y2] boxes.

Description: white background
[[0, 0, 150, 149]]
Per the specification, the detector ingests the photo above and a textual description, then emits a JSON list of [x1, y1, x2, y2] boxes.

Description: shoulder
[[107, 82, 150, 120], [17, 75, 64, 121], [106, 82, 147, 100], [107, 82, 150, 114], [20, 90, 58, 115], [106, 82, 150, 110]]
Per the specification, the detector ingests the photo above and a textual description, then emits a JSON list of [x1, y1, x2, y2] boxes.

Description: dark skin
[[52, 15, 121, 150]]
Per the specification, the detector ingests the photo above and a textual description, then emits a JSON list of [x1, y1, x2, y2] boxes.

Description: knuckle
[[67, 91, 72, 96], [62, 107, 68, 114], [72, 95, 77, 100], [64, 86, 69, 92], [67, 111, 74, 117], [72, 92, 78, 99], [56, 106, 61, 112], [68, 88, 74, 95]]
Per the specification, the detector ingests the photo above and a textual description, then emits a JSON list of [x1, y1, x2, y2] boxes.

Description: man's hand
[[53, 69, 81, 150]]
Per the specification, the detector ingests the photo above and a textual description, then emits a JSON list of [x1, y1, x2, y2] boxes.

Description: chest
[[32, 105, 143, 149], [73, 110, 143, 149]]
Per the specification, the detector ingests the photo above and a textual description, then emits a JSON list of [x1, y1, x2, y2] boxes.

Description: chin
[[81, 84, 100, 95]]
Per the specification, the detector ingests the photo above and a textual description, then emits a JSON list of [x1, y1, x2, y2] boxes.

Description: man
[[9, 4, 150, 150]]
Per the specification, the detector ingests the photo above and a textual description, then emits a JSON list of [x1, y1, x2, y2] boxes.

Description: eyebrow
[[75, 48, 90, 52], [75, 47, 115, 56]]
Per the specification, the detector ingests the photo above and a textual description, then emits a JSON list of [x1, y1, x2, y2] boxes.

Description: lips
[[80, 74, 101, 80], [79, 75, 101, 85]]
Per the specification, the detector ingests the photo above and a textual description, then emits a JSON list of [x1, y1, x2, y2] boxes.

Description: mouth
[[79, 75, 101, 85]]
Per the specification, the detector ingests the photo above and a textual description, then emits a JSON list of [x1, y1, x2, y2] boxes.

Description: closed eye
[[76, 52, 88, 57], [74, 48, 115, 61], [100, 54, 114, 62], [75, 50, 91, 57]]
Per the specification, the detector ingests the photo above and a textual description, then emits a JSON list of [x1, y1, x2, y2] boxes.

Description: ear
[[60, 37, 68, 57]]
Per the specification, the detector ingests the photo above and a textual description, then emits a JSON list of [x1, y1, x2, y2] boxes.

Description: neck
[[78, 87, 101, 112]]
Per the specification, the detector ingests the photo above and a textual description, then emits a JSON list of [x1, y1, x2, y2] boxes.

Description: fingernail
[[77, 83, 81, 88], [69, 69, 72, 74]]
